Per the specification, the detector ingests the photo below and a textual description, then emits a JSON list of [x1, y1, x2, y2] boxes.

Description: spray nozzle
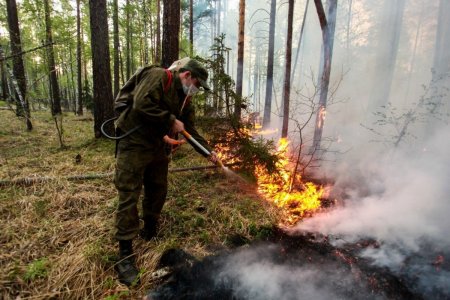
[[181, 130, 224, 168]]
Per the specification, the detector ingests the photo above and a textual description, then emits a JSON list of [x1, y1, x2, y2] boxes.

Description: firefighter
[[113, 58, 218, 286]]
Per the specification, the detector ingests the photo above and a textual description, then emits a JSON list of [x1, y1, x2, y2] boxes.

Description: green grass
[[0, 109, 281, 299], [23, 258, 49, 281]]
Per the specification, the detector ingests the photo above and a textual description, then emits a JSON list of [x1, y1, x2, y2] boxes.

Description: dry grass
[[0, 109, 281, 299]]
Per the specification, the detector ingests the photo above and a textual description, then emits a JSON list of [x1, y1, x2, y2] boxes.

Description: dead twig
[[0, 164, 236, 187]]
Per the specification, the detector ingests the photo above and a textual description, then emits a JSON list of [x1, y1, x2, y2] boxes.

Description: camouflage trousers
[[114, 139, 169, 241]]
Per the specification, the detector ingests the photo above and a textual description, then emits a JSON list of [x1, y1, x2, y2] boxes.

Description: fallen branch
[[0, 164, 235, 187], [0, 42, 55, 62]]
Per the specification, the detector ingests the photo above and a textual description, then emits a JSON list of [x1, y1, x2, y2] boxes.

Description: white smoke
[[294, 125, 450, 268], [214, 244, 378, 300]]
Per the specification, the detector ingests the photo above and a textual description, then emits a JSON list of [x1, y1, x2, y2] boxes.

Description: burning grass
[[0, 109, 281, 299], [213, 127, 326, 225], [254, 138, 324, 224]]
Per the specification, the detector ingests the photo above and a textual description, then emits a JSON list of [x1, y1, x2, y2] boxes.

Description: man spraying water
[[112, 58, 219, 286]]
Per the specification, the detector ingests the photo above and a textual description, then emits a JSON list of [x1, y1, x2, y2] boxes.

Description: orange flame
[[255, 138, 323, 223], [253, 128, 279, 136], [215, 130, 324, 224], [317, 106, 326, 129]]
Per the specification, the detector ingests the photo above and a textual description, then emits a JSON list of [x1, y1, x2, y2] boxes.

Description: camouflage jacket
[[115, 67, 211, 156]]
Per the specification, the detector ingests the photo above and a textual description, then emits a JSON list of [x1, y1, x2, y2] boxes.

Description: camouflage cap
[[168, 57, 190, 71], [178, 58, 210, 91]]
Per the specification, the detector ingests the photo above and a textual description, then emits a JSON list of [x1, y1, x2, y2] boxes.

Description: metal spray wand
[[181, 130, 224, 168]]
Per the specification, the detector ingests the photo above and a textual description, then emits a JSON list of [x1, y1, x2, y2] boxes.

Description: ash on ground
[[146, 229, 428, 300]]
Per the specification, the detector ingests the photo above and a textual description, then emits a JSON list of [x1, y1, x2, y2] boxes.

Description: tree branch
[[0, 164, 237, 187], [313, 0, 327, 30], [0, 42, 55, 62]]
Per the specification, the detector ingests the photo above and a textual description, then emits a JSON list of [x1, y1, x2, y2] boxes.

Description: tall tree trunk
[[149, 0, 155, 63], [189, 0, 193, 57], [217, 0, 221, 35], [0, 47, 7, 101], [88, 0, 114, 138], [263, 0, 276, 128], [6, 0, 32, 130], [291, 0, 309, 85], [235, 0, 245, 119], [426, 0, 450, 132], [368, 0, 406, 116], [143, 0, 149, 65], [126, 0, 131, 79], [253, 47, 260, 112], [312, 0, 337, 152], [210, 2, 215, 45], [156, 0, 161, 64], [113, 0, 120, 98], [281, 0, 294, 138], [68, 45, 76, 112], [76, 0, 83, 115], [180, 4, 184, 42], [247, 39, 252, 103], [431, 0, 450, 78], [162, 0, 180, 67], [120, 49, 125, 85], [346, 0, 352, 54], [403, 0, 425, 104], [44, 0, 62, 116]]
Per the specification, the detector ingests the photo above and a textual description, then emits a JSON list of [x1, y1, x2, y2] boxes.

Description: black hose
[[100, 117, 141, 140]]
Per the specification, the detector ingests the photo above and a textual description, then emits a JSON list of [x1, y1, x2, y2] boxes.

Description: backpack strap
[[103, 67, 173, 142], [163, 69, 173, 93]]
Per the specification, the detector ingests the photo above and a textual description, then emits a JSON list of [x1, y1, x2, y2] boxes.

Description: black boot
[[140, 217, 159, 241], [115, 240, 140, 286]]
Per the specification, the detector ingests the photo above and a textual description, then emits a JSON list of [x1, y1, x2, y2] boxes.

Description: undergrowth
[[0, 109, 281, 299]]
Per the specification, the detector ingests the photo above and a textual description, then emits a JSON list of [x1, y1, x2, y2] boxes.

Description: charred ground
[[148, 229, 425, 300]]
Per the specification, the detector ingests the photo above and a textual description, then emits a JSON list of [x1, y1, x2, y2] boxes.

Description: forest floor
[[0, 107, 282, 300]]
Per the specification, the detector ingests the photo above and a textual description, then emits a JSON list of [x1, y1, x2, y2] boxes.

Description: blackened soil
[[147, 229, 423, 300]]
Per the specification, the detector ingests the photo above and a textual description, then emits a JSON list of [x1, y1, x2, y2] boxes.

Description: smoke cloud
[[297, 126, 450, 252], [214, 244, 379, 300], [191, 0, 449, 298], [291, 125, 450, 297]]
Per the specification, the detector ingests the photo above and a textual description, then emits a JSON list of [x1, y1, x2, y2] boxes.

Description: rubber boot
[[115, 240, 140, 286], [140, 217, 159, 241]]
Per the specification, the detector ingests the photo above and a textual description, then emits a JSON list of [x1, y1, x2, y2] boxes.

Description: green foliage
[[103, 290, 130, 300], [194, 35, 279, 180], [179, 38, 193, 60], [0, 2, 6, 26], [23, 258, 49, 281], [82, 82, 93, 112], [196, 34, 240, 119], [33, 199, 49, 218], [198, 115, 280, 180], [248, 223, 274, 240], [83, 239, 114, 265]]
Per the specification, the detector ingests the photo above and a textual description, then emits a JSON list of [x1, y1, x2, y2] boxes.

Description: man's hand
[[172, 119, 185, 133], [163, 135, 186, 145]]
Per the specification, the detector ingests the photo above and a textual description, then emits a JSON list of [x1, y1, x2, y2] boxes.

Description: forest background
[[1, 0, 449, 299]]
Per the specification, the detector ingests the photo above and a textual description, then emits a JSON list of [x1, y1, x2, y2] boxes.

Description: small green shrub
[[23, 258, 49, 281], [33, 200, 48, 218]]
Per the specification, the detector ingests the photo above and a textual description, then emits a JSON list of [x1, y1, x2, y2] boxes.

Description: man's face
[[182, 72, 200, 89], [181, 72, 201, 95]]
